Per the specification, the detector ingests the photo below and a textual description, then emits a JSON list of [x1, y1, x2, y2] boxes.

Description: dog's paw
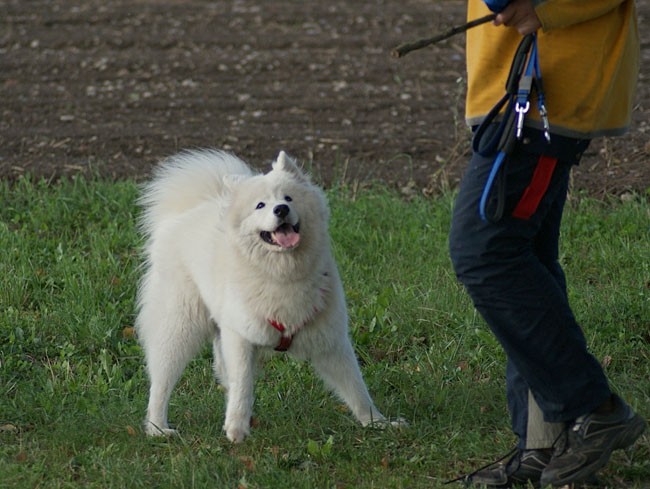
[[364, 416, 409, 429], [224, 425, 250, 443], [144, 422, 179, 437], [223, 419, 250, 443], [387, 416, 409, 428]]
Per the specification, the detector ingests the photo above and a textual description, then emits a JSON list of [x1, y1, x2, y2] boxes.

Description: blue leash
[[475, 33, 550, 222]]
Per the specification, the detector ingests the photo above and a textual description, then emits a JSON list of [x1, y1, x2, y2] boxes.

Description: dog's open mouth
[[261, 222, 301, 249]]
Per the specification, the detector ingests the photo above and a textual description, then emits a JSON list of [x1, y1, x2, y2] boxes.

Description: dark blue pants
[[449, 129, 611, 447]]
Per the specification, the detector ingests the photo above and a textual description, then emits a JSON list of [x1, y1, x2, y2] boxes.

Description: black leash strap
[[472, 33, 550, 223], [473, 33, 535, 158]]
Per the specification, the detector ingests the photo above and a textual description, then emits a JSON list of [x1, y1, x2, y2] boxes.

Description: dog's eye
[[284, 196, 293, 202], [256, 202, 265, 210]]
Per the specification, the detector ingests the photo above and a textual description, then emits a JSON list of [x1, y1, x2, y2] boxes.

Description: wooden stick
[[391, 14, 496, 58]]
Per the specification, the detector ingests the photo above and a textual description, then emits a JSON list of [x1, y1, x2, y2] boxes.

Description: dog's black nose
[[273, 204, 290, 218]]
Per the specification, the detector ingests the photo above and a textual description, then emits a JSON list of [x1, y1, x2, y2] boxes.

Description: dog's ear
[[272, 151, 309, 182]]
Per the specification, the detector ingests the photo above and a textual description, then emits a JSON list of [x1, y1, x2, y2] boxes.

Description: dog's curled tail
[[138, 149, 253, 234]]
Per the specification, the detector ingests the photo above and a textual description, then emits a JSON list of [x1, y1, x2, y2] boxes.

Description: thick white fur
[[136, 149, 393, 442]]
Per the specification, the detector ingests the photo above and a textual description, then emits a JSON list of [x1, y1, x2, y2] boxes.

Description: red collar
[[268, 319, 293, 352]]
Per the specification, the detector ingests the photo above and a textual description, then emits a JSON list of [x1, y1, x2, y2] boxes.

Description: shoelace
[[549, 421, 579, 457], [444, 447, 518, 486], [565, 415, 588, 451]]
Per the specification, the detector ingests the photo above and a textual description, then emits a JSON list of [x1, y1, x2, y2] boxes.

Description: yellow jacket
[[465, 0, 640, 139]]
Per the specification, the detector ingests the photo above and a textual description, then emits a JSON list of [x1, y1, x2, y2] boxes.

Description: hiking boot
[[540, 394, 646, 487], [467, 448, 552, 488]]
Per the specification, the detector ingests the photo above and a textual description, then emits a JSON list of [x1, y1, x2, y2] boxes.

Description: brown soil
[[1, 0, 648, 196]]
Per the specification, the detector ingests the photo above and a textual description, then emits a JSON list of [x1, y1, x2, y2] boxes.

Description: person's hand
[[494, 0, 542, 35]]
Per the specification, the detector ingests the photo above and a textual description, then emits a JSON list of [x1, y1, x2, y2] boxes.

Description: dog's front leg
[[310, 338, 387, 426], [220, 327, 256, 443]]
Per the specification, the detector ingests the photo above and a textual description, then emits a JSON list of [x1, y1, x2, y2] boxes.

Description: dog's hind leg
[[212, 328, 228, 388], [310, 338, 387, 426], [139, 293, 209, 436]]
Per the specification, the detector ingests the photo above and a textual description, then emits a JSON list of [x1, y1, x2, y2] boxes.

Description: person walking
[[448, 0, 646, 486]]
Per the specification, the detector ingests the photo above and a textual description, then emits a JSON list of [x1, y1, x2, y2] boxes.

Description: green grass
[[0, 176, 648, 488]]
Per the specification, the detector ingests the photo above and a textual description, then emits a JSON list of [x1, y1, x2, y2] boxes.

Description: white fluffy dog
[[136, 149, 397, 442]]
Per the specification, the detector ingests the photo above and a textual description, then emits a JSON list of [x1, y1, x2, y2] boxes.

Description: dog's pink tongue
[[273, 228, 300, 248]]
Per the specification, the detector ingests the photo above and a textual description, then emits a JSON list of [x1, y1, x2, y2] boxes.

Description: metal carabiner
[[515, 101, 530, 139], [539, 103, 551, 143]]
